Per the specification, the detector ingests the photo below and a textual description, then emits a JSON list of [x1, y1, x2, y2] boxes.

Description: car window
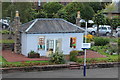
[[99, 27, 102, 29], [108, 27, 111, 30], [102, 27, 107, 30]]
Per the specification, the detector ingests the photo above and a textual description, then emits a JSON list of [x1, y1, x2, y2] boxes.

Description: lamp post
[[80, 19, 94, 77]]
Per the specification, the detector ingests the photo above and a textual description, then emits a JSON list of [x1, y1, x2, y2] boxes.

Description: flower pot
[[28, 53, 40, 58]]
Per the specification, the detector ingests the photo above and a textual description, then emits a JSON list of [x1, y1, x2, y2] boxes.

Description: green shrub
[[0, 30, 14, 34], [77, 58, 84, 63], [49, 51, 65, 64], [28, 50, 36, 54], [94, 37, 110, 46], [0, 30, 10, 34], [0, 40, 14, 43], [118, 38, 120, 53], [70, 50, 79, 61]]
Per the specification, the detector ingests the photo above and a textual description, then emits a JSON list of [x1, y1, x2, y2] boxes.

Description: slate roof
[[21, 18, 85, 34]]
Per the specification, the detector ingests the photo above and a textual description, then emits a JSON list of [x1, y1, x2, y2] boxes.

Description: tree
[[2, 2, 36, 23], [2, 2, 11, 18], [93, 11, 106, 36], [88, 2, 110, 13], [36, 9, 47, 18], [57, 2, 95, 24], [43, 2, 63, 18], [106, 18, 120, 37]]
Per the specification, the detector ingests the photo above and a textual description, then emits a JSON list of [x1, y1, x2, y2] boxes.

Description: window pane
[[38, 36, 45, 50]]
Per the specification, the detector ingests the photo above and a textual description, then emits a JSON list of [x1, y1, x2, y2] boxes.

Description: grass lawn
[[0, 56, 49, 68]]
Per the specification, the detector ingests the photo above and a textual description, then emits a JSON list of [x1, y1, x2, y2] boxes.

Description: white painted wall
[[21, 33, 84, 56]]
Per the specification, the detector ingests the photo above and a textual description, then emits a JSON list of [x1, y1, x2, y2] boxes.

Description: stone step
[[69, 62, 80, 69]]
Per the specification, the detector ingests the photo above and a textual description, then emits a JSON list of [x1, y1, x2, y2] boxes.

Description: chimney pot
[[15, 11, 19, 17], [77, 11, 80, 18]]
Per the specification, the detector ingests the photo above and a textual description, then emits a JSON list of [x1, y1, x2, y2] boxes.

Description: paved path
[[78, 50, 106, 58], [2, 50, 49, 62], [2, 50, 106, 62], [2, 67, 118, 78]]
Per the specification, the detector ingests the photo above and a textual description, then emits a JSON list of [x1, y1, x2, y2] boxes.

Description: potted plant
[[28, 51, 40, 58]]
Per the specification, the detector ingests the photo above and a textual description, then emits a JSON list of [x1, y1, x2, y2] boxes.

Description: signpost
[[80, 19, 93, 77], [82, 43, 91, 76]]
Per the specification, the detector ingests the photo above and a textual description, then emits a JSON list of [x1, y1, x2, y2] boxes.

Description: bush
[[70, 50, 79, 61], [77, 58, 84, 63], [0, 40, 14, 44], [118, 38, 120, 53], [94, 37, 110, 46], [49, 51, 65, 64]]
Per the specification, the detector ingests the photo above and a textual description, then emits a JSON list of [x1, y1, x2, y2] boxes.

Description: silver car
[[115, 26, 120, 37]]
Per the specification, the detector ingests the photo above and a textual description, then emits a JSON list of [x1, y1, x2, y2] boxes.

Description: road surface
[[2, 67, 119, 78]]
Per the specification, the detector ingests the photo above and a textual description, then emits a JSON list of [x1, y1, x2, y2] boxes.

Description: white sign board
[[82, 43, 91, 49]]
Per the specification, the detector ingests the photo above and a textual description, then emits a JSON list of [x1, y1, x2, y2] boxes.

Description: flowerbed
[[77, 57, 119, 64]]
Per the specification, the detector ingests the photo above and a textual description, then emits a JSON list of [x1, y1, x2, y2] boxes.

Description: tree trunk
[[110, 26, 113, 37], [96, 24, 99, 37]]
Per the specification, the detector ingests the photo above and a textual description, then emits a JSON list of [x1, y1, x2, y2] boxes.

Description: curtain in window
[[70, 37, 76, 48]]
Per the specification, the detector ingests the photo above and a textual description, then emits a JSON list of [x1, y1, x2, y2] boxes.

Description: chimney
[[14, 11, 21, 54], [15, 11, 19, 17], [76, 11, 81, 27]]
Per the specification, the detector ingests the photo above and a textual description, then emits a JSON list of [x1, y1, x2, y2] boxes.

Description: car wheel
[[106, 32, 110, 36], [91, 31, 95, 35]]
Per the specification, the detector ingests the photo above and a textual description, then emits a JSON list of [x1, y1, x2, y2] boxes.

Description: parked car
[[87, 25, 111, 36], [116, 26, 120, 33], [0, 19, 10, 29], [116, 30, 120, 37]]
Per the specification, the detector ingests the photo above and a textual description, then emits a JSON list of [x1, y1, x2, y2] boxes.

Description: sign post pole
[[80, 19, 93, 77], [83, 21, 87, 77]]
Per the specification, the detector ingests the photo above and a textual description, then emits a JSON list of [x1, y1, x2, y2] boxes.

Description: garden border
[[1, 62, 119, 73]]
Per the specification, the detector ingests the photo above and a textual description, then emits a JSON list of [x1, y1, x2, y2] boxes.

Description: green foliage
[[56, 8, 68, 20], [49, 51, 65, 64], [0, 30, 10, 34], [28, 50, 36, 54], [70, 50, 79, 61], [118, 38, 120, 53], [43, 2, 63, 18], [77, 57, 118, 64], [107, 44, 118, 53], [0, 40, 14, 43], [62, 2, 95, 23], [77, 58, 84, 63], [88, 2, 108, 13], [82, 3, 95, 21], [94, 37, 110, 46], [36, 10, 47, 18], [0, 56, 7, 63], [43, 2, 63, 14], [93, 11, 106, 25], [2, 2, 36, 23], [110, 18, 120, 29]]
